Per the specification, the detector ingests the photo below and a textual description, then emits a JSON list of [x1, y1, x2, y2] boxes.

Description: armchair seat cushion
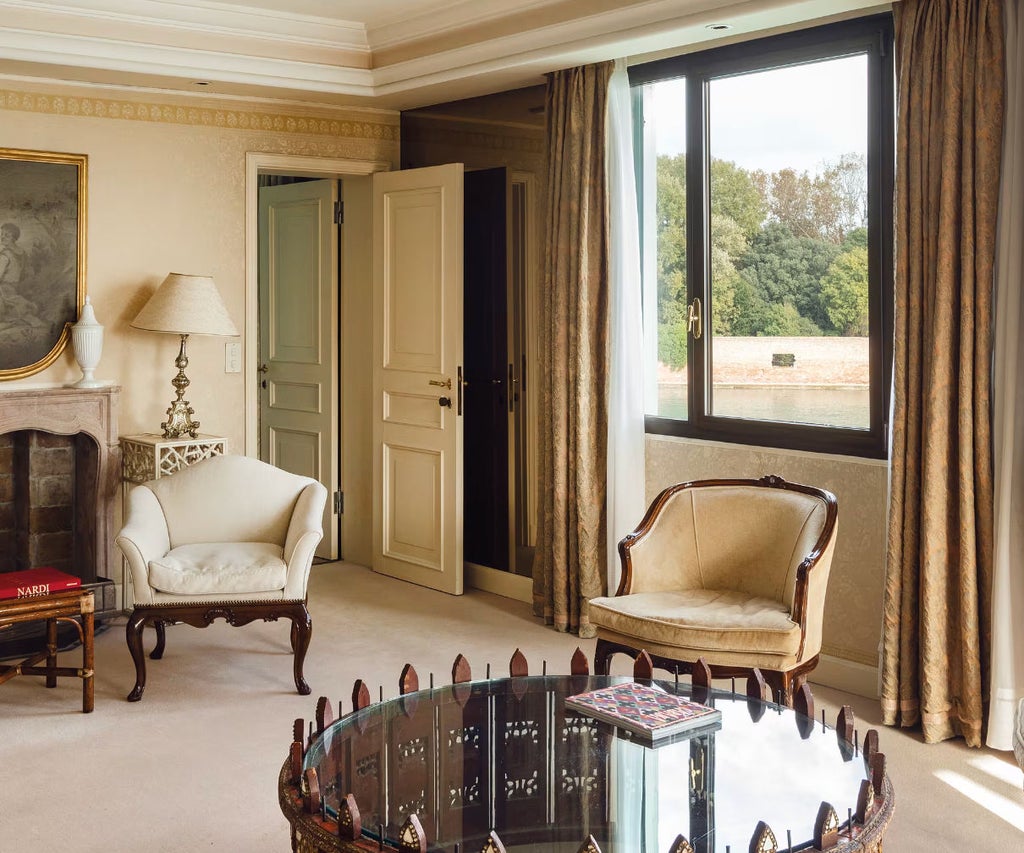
[[148, 542, 287, 596], [589, 589, 802, 657]]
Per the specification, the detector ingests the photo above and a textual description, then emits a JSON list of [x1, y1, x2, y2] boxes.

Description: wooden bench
[[0, 588, 95, 713]]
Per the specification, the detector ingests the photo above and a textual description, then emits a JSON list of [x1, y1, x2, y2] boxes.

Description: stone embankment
[[658, 336, 869, 387]]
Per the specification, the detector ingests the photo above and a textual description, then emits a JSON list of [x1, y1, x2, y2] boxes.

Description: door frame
[[243, 153, 390, 456]]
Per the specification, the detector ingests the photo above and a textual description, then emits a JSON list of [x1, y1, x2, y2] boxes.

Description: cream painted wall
[[646, 435, 887, 696], [0, 82, 398, 457]]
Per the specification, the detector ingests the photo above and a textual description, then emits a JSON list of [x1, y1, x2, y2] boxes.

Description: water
[[656, 384, 870, 430]]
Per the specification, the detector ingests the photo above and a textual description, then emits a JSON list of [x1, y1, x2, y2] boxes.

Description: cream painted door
[[258, 179, 338, 559], [372, 165, 464, 594]]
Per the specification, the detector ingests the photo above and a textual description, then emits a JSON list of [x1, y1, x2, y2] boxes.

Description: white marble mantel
[[0, 383, 121, 586]]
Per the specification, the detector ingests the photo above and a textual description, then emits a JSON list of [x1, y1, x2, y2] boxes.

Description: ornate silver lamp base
[[161, 334, 200, 439]]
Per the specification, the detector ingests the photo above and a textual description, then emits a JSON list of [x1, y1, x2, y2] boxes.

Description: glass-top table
[[282, 674, 893, 852]]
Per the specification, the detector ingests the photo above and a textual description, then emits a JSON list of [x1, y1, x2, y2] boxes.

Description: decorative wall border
[[0, 87, 398, 142]]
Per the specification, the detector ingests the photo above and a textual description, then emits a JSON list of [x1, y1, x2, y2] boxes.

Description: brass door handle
[[429, 378, 451, 389], [687, 297, 702, 340]]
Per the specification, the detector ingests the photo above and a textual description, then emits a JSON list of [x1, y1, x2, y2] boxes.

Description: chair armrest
[[792, 519, 839, 661], [282, 480, 328, 599], [115, 486, 171, 606], [616, 486, 703, 595]]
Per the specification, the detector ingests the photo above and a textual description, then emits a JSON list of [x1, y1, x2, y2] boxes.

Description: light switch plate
[[225, 341, 241, 373]]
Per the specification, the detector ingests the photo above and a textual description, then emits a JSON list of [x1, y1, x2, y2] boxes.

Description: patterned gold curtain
[[882, 0, 1005, 746], [533, 62, 614, 637]]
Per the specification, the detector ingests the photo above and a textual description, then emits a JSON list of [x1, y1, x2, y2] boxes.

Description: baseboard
[[810, 652, 879, 699], [465, 562, 532, 603]]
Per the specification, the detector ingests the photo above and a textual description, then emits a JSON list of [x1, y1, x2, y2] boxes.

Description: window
[[631, 16, 894, 457]]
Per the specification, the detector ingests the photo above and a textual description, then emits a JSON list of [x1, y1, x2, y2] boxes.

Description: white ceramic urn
[[71, 295, 104, 388]]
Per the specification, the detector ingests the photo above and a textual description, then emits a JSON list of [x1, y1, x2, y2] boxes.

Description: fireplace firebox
[[0, 385, 120, 658]]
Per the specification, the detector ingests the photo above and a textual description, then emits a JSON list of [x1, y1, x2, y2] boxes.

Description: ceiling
[[0, 0, 888, 111]]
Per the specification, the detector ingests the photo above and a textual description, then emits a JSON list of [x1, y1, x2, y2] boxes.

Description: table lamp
[[130, 272, 239, 438]]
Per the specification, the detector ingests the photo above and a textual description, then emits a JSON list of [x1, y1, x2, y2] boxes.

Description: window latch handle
[[687, 297, 703, 340]]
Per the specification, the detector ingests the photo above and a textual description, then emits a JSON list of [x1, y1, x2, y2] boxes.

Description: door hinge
[[333, 200, 344, 225], [333, 490, 344, 514]]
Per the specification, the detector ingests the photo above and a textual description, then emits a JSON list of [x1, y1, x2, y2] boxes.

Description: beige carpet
[[2, 562, 1022, 852]]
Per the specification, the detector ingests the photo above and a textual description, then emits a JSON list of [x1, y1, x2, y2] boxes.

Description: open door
[[463, 167, 512, 573], [372, 164, 465, 594], [258, 178, 339, 559]]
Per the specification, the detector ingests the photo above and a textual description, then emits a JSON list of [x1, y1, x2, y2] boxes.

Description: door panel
[[385, 444, 442, 569], [258, 179, 338, 559], [372, 164, 464, 594]]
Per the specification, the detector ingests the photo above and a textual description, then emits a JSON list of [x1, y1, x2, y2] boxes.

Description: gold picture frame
[[0, 147, 87, 380]]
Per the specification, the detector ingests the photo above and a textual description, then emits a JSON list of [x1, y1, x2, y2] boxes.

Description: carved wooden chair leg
[[593, 639, 617, 675], [151, 619, 167, 660], [290, 605, 312, 696], [45, 617, 58, 688], [779, 670, 796, 708], [126, 609, 149, 702], [289, 619, 298, 653]]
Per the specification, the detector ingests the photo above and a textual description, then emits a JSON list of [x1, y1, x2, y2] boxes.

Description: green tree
[[655, 154, 689, 368], [751, 153, 867, 244], [709, 213, 747, 335], [759, 302, 822, 336], [821, 246, 869, 335], [710, 159, 765, 239], [736, 223, 837, 332]]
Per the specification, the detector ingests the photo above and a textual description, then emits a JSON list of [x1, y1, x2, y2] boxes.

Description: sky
[[649, 53, 868, 175]]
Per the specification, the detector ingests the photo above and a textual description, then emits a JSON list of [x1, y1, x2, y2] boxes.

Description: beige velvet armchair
[[589, 475, 838, 703], [115, 454, 327, 702]]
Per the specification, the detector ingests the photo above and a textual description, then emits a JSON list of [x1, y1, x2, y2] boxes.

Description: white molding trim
[[810, 653, 880, 700], [0, 30, 374, 96], [369, 0, 567, 50], [465, 562, 532, 603], [0, 0, 891, 107], [243, 152, 390, 458], [2, 0, 370, 50]]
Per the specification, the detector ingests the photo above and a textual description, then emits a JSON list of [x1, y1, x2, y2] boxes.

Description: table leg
[[83, 609, 94, 713], [45, 617, 57, 688]]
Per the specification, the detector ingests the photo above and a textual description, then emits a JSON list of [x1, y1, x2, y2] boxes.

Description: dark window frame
[[631, 15, 895, 459]]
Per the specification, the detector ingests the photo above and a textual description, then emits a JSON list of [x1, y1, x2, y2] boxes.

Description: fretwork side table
[[118, 433, 228, 609]]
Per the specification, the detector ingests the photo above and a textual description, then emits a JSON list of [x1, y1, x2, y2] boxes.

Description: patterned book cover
[[564, 680, 721, 741]]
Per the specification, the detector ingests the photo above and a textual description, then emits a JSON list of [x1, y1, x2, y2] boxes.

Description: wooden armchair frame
[[594, 475, 838, 703]]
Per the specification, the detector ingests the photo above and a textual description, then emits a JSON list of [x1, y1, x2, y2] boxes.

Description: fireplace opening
[[1, 429, 114, 659]]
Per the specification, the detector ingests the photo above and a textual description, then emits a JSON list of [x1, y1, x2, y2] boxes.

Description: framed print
[[0, 148, 87, 380]]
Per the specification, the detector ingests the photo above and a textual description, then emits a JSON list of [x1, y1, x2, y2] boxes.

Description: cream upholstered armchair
[[589, 475, 838, 704], [115, 454, 327, 702]]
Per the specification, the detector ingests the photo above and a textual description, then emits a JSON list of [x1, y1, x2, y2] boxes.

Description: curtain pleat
[[533, 62, 613, 637], [882, 0, 1004, 746], [987, 0, 1024, 751], [605, 58, 647, 594]]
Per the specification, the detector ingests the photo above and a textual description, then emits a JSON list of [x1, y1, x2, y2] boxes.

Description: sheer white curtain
[[605, 57, 647, 592], [988, 0, 1024, 751]]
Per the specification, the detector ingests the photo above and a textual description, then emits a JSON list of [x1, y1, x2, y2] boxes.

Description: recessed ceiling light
[[705, 23, 732, 31]]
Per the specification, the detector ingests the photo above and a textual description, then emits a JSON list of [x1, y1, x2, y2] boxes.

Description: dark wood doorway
[[463, 167, 511, 572]]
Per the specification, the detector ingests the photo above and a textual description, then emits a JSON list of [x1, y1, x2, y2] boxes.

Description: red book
[[0, 567, 82, 600]]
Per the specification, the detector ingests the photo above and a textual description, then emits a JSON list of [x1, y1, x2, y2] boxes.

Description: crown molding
[[368, 0, 567, 52], [0, 0, 889, 110], [1, 0, 371, 51], [0, 28, 375, 95]]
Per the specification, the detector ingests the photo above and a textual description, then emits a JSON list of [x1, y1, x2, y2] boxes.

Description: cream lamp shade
[[131, 273, 239, 439], [131, 273, 238, 337]]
